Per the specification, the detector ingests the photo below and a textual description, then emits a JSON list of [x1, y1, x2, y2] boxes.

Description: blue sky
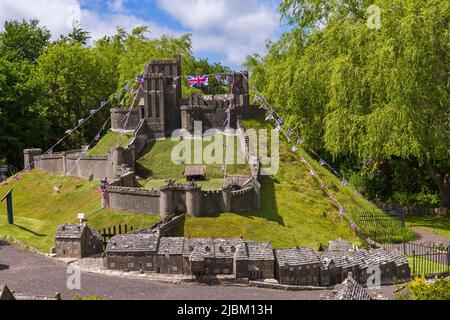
[[0, 0, 289, 69]]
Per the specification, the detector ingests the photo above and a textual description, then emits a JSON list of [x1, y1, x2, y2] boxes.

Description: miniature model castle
[[109, 54, 250, 138], [26, 55, 263, 218]]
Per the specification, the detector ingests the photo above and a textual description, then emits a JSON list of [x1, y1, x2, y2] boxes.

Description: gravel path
[[0, 241, 396, 300], [411, 227, 450, 245]]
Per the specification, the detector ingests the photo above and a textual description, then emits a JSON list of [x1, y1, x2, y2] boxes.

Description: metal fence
[[384, 242, 450, 276], [354, 211, 407, 244]]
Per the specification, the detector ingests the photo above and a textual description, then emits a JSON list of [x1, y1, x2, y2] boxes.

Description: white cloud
[[0, 0, 178, 41], [0, 0, 281, 67], [156, 0, 279, 65]]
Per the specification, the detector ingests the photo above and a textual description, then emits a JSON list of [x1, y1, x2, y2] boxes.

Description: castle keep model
[[26, 55, 263, 218]]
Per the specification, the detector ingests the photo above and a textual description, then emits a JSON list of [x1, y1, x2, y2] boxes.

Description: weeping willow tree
[[246, 0, 450, 207]]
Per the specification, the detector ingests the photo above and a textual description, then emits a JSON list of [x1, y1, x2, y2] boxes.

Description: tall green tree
[[248, 0, 450, 207], [36, 43, 116, 149], [0, 19, 50, 62]]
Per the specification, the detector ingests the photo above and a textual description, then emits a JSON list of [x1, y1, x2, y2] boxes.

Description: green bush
[[396, 276, 450, 300]]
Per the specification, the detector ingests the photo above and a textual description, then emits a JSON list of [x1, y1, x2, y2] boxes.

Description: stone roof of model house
[[328, 239, 357, 252], [55, 223, 86, 239], [318, 250, 366, 270], [247, 242, 275, 261], [0, 285, 15, 300], [334, 273, 371, 300], [183, 166, 206, 177], [275, 247, 321, 267], [183, 238, 215, 261], [359, 249, 408, 268], [157, 237, 185, 255], [214, 238, 244, 259], [106, 234, 159, 253]]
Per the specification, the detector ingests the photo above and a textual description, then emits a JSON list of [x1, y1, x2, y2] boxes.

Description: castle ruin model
[[25, 55, 263, 218]]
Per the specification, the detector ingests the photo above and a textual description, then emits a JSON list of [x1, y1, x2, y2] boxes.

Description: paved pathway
[[411, 227, 450, 246], [0, 241, 396, 300]]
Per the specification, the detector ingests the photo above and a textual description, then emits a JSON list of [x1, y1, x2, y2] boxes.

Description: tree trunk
[[425, 161, 450, 209]]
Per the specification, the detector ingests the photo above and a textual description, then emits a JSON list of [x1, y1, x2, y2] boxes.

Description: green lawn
[[87, 130, 133, 156], [137, 136, 250, 180], [406, 215, 450, 239], [0, 170, 160, 252], [182, 119, 381, 248], [408, 256, 450, 276], [0, 119, 418, 252]]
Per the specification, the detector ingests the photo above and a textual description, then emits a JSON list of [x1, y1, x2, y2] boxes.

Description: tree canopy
[[246, 0, 450, 206]]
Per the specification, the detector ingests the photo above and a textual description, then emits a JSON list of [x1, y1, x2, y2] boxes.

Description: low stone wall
[[377, 201, 449, 217], [249, 281, 332, 291], [33, 147, 135, 182], [65, 155, 111, 180], [107, 186, 160, 215]]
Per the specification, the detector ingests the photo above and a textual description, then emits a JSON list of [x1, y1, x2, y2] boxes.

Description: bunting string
[[240, 71, 369, 230]]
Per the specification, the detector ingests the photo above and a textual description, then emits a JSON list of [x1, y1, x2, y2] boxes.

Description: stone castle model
[[25, 55, 263, 218], [110, 54, 251, 138]]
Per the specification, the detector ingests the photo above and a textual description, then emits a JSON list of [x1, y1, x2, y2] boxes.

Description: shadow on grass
[[203, 175, 285, 226], [13, 224, 46, 237]]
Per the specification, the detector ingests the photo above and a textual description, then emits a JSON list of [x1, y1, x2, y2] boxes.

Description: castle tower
[[185, 184, 202, 217], [141, 55, 182, 138], [23, 148, 42, 170], [159, 185, 174, 218], [227, 72, 249, 107]]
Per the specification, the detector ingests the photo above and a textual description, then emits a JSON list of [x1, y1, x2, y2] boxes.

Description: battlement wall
[[106, 185, 160, 215]]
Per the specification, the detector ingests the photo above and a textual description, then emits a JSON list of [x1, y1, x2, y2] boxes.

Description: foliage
[[0, 20, 230, 168], [0, 19, 50, 62], [248, 0, 450, 207], [396, 276, 450, 300]]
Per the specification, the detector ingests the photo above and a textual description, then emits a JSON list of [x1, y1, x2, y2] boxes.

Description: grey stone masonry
[[55, 223, 103, 258], [334, 273, 371, 300]]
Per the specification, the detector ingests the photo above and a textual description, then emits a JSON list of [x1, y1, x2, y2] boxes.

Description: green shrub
[[396, 276, 450, 300]]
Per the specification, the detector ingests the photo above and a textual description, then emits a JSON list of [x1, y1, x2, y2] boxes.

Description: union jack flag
[[188, 75, 209, 88]]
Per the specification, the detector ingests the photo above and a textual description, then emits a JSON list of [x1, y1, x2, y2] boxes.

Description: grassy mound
[[181, 119, 380, 248], [0, 119, 420, 252], [0, 171, 159, 252], [136, 137, 250, 187], [87, 131, 133, 156]]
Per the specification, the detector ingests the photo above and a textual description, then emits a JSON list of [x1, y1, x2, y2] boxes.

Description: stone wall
[[104, 252, 155, 272], [110, 108, 141, 131], [33, 147, 135, 182], [231, 187, 258, 212], [106, 186, 160, 215], [55, 239, 82, 258], [236, 119, 261, 179]]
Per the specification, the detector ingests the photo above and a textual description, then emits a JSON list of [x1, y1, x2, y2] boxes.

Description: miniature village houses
[[103, 234, 275, 280], [55, 222, 410, 286], [55, 223, 103, 258]]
